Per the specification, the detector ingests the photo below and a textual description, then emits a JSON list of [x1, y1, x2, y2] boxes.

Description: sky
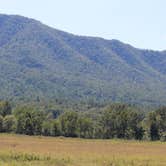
[[0, 0, 165, 50]]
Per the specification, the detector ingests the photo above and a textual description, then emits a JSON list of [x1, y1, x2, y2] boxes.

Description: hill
[[0, 14, 166, 105]]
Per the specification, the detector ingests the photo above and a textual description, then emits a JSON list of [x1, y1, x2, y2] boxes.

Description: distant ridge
[[0, 14, 166, 105]]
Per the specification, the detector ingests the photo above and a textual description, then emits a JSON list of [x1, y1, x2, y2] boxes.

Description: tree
[[156, 107, 166, 140], [125, 111, 144, 140], [146, 112, 159, 140], [59, 111, 78, 137], [14, 106, 45, 135], [0, 115, 3, 132], [100, 104, 144, 139], [0, 101, 12, 117], [42, 121, 52, 136], [77, 117, 94, 138], [45, 107, 63, 119], [51, 120, 61, 136], [146, 107, 166, 141], [3, 115, 17, 132]]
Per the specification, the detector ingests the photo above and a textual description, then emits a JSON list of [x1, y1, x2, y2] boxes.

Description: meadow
[[0, 134, 165, 166]]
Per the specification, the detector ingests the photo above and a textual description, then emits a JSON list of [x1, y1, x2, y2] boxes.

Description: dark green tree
[[77, 117, 94, 138], [0, 115, 3, 132], [51, 120, 61, 136], [14, 106, 45, 135], [147, 112, 159, 140], [100, 104, 144, 139], [146, 107, 166, 141], [59, 111, 78, 137], [42, 121, 52, 136], [3, 115, 17, 132], [0, 101, 12, 117]]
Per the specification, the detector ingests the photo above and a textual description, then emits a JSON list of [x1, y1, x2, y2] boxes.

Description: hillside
[[0, 14, 166, 105]]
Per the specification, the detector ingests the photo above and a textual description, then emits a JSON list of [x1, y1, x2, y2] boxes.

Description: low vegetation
[[0, 134, 165, 166]]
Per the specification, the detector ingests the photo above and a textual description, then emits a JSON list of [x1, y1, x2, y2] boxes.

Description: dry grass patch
[[0, 134, 165, 166]]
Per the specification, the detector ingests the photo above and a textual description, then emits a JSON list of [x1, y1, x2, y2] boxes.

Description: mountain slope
[[0, 14, 166, 105]]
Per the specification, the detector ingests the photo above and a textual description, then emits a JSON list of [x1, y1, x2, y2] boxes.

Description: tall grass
[[0, 134, 165, 166]]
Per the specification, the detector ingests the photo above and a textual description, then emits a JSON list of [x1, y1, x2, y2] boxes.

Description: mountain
[[0, 14, 166, 106]]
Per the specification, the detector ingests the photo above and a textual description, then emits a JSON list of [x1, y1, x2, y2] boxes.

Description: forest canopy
[[0, 101, 165, 141]]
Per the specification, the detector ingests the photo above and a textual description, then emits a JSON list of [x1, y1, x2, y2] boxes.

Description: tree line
[[0, 101, 165, 141]]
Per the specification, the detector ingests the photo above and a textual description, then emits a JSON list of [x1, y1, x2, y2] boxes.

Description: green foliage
[[0, 115, 3, 132], [51, 120, 61, 136], [3, 115, 17, 132], [59, 111, 79, 137], [45, 107, 63, 119], [100, 104, 144, 139], [0, 14, 166, 106], [14, 106, 45, 135], [146, 112, 159, 140], [0, 100, 165, 141], [0, 101, 11, 117], [42, 121, 52, 136], [77, 117, 94, 138], [146, 107, 166, 141]]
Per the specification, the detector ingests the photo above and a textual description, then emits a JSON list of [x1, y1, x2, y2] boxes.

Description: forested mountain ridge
[[0, 14, 166, 105]]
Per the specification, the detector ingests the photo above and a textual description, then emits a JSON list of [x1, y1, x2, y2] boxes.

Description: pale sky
[[0, 0, 165, 50]]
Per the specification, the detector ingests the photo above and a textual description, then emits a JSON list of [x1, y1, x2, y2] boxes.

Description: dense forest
[[0, 101, 165, 141], [1, 14, 166, 106]]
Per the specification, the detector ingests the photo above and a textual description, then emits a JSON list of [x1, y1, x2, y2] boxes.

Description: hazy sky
[[0, 0, 165, 50]]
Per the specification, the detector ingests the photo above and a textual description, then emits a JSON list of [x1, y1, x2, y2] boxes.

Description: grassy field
[[0, 134, 165, 166]]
